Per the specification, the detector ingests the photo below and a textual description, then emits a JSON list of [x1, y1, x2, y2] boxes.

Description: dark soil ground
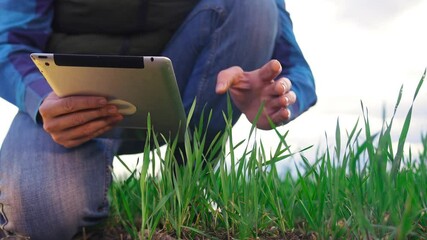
[[73, 226, 318, 240]]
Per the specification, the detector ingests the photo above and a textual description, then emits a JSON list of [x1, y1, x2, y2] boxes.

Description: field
[[77, 71, 426, 240]]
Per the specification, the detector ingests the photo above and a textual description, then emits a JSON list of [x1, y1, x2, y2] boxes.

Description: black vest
[[47, 0, 199, 55]]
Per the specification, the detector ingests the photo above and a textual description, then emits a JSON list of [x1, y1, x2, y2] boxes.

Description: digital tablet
[[31, 53, 187, 141]]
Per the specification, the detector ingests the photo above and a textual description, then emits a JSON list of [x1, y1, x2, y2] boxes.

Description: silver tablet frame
[[31, 53, 187, 141]]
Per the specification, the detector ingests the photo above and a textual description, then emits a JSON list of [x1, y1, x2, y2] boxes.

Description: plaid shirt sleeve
[[0, 0, 53, 123], [274, 0, 317, 121]]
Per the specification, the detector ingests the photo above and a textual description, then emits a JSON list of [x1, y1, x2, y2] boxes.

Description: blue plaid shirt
[[0, 0, 316, 124]]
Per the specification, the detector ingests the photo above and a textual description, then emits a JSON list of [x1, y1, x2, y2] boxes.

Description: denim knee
[[227, 0, 278, 26], [0, 112, 117, 239], [165, 0, 279, 138], [195, 0, 278, 40]]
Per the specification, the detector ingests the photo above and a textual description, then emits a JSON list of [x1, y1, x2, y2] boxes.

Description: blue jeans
[[0, 0, 278, 238]]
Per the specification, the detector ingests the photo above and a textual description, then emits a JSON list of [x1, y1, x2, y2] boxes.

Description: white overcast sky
[[234, 0, 427, 164], [0, 0, 426, 173]]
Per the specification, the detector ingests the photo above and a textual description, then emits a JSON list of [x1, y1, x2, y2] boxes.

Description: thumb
[[216, 66, 244, 94], [256, 59, 282, 82]]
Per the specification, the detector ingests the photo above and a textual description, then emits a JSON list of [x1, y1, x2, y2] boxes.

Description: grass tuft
[[95, 71, 427, 240]]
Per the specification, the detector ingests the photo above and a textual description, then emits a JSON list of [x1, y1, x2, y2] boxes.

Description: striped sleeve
[[0, 0, 53, 123]]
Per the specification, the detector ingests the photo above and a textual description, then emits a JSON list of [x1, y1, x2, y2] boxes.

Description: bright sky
[[1, 0, 426, 174], [242, 0, 427, 167]]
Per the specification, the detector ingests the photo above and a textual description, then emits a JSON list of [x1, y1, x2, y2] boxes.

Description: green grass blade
[[335, 118, 341, 161], [392, 70, 425, 177]]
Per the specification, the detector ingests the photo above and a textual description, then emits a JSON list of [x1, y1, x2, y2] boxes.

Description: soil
[[73, 226, 318, 240]]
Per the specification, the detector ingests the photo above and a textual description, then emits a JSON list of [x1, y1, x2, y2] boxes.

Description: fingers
[[50, 116, 122, 148], [45, 112, 123, 148], [40, 94, 109, 118], [258, 59, 282, 83], [39, 92, 124, 148], [216, 66, 244, 94], [257, 77, 296, 129], [276, 77, 292, 94], [216, 59, 282, 95], [267, 93, 295, 110], [261, 77, 295, 106], [254, 107, 291, 130], [43, 105, 121, 132], [269, 107, 292, 126]]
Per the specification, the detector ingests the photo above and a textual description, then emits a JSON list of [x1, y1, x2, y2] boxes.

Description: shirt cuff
[[24, 77, 52, 124]]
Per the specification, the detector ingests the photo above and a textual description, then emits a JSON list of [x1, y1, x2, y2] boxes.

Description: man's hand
[[216, 59, 296, 130], [39, 92, 123, 148]]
